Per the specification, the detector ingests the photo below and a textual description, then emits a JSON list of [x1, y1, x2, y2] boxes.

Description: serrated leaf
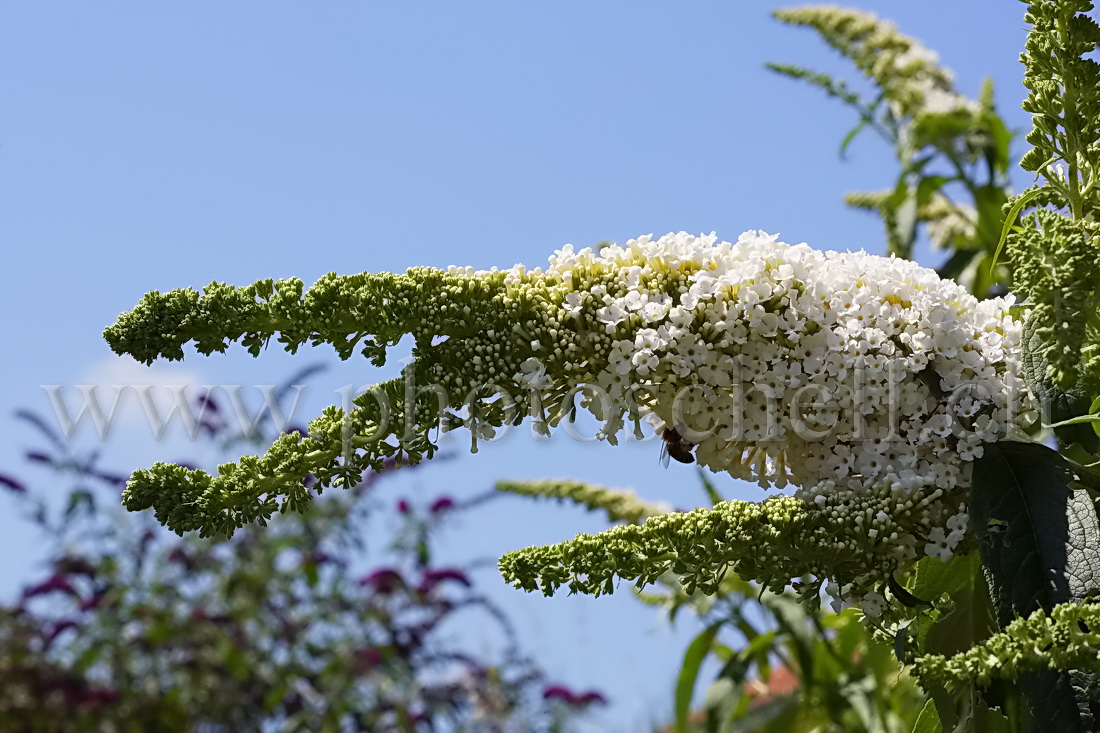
[[1022, 316, 1098, 451], [972, 440, 1100, 618], [971, 440, 1100, 730]]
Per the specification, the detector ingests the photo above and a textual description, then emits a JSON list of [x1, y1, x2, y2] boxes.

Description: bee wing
[[659, 442, 671, 468]]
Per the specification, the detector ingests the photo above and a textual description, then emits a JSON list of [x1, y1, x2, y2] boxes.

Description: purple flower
[[92, 471, 127, 487], [361, 568, 404, 594], [0, 473, 26, 493], [82, 687, 121, 707], [23, 574, 79, 600], [542, 684, 608, 708], [167, 546, 194, 569], [429, 496, 455, 514], [45, 619, 80, 647], [354, 647, 385, 669], [542, 685, 574, 702], [417, 568, 471, 594], [577, 690, 608, 706], [194, 389, 220, 414], [79, 591, 108, 613]]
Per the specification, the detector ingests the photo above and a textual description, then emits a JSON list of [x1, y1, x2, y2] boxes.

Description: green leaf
[[676, 623, 721, 733], [911, 551, 997, 657], [73, 645, 103, 676], [263, 683, 289, 713], [986, 115, 1014, 176], [840, 118, 869, 158], [701, 676, 737, 732], [1022, 316, 1098, 451], [65, 490, 96, 521], [970, 440, 1100, 730], [911, 698, 940, 733], [971, 440, 1100, 618], [889, 572, 929, 608], [225, 644, 249, 679], [973, 184, 1009, 251], [916, 175, 950, 208], [1045, 414, 1100, 428], [894, 621, 911, 664], [304, 560, 320, 588], [936, 247, 983, 282], [991, 187, 1043, 271]]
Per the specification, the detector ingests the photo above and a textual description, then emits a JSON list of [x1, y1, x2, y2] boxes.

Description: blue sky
[[1, 2, 1035, 729]]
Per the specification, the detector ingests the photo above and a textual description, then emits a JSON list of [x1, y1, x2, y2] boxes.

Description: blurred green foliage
[[0, 377, 600, 732]]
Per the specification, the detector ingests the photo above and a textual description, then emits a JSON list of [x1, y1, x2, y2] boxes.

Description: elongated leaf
[[971, 440, 1100, 731], [676, 623, 721, 733], [894, 621, 911, 664], [991, 187, 1043, 271], [889, 572, 929, 608], [911, 698, 940, 733], [840, 117, 868, 158], [973, 183, 1009, 252], [890, 181, 920, 258], [1042, 413, 1100, 435]]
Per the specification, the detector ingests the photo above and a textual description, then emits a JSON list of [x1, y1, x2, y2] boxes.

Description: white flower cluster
[[504, 231, 1024, 579], [889, 42, 978, 118]]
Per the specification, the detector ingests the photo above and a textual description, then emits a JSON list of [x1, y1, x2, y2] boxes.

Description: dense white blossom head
[[481, 231, 1025, 593], [107, 229, 1026, 604]]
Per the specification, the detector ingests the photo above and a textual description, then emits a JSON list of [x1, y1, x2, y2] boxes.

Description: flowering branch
[[1005, 1, 1100, 401], [498, 484, 967, 609], [771, 6, 969, 123], [106, 228, 1025, 615], [495, 479, 669, 525], [912, 601, 1100, 685]]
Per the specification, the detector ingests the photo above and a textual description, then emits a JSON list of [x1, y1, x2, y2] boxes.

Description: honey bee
[[660, 423, 695, 467]]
